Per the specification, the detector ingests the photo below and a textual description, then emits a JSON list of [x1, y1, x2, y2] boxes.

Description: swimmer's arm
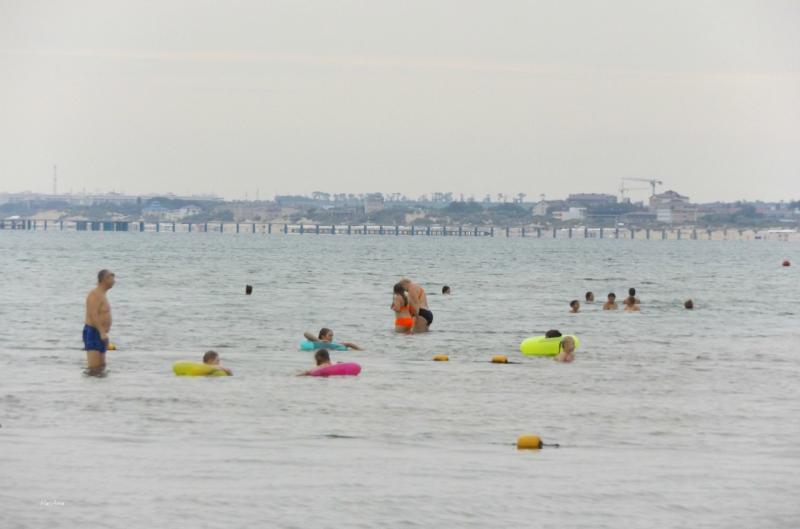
[[341, 341, 361, 350], [218, 367, 233, 375]]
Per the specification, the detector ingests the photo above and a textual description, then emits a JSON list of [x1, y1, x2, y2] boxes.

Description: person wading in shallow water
[[400, 277, 433, 333], [83, 269, 115, 375]]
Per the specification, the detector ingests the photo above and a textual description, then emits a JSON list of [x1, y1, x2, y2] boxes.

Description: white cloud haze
[[1, 0, 799, 202]]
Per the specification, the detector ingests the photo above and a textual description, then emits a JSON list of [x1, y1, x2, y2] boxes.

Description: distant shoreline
[[3, 219, 798, 241]]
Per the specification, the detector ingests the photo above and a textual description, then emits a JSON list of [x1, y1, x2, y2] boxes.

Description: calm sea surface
[[1, 232, 798, 528]]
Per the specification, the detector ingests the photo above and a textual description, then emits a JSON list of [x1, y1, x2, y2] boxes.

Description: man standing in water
[[83, 269, 115, 373], [400, 277, 433, 332]]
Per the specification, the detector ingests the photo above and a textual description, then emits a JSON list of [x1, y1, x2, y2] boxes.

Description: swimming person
[[303, 328, 362, 350], [602, 293, 618, 310], [298, 349, 331, 376], [442, 285, 451, 295], [585, 291, 595, 303], [684, 299, 694, 309], [202, 350, 232, 375], [83, 269, 115, 374], [554, 336, 575, 363], [628, 287, 641, 304], [391, 283, 415, 333], [624, 296, 640, 312], [569, 300, 580, 313], [400, 277, 432, 332]]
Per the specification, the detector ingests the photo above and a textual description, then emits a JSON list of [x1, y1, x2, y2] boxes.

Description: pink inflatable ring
[[310, 362, 362, 377]]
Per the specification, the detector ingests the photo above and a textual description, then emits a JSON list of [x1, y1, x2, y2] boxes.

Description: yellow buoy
[[107, 343, 117, 351], [433, 354, 449, 362], [517, 435, 543, 450], [491, 355, 508, 363]]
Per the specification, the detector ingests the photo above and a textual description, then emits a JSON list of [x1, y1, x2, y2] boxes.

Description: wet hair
[[442, 285, 450, 294], [684, 299, 694, 309], [628, 287, 636, 297], [569, 300, 580, 309], [314, 349, 330, 365], [545, 329, 562, 338], [98, 269, 113, 283], [318, 327, 333, 340], [608, 292, 616, 300], [559, 336, 575, 352], [202, 350, 219, 363], [585, 291, 594, 302], [393, 283, 409, 306]]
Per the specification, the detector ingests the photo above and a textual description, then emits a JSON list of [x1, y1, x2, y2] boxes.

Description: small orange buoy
[[782, 260, 791, 267], [517, 435, 543, 450], [433, 354, 449, 362], [491, 355, 508, 363]]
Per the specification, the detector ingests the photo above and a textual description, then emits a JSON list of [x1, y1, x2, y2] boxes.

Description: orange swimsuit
[[394, 304, 414, 329]]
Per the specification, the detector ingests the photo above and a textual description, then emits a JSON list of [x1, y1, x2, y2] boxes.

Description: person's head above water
[[202, 350, 219, 365], [545, 329, 563, 338], [318, 327, 333, 341], [560, 336, 576, 354], [97, 269, 115, 289], [399, 277, 412, 288], [585, 291, 594, 302], [442, 285, 451, 295], [607, 292, 616, 301], [569, 300, 580, 312], [314, 349, 331, 366], [628, 287, 636, 297], [684, 299, 694, 309]]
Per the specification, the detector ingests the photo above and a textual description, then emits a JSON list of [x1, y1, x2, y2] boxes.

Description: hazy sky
[[1, 1, 798, 202]]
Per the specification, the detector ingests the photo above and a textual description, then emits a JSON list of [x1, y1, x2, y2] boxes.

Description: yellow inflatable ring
[[172, 361, 230, 377], [519, 335, 580, 357]]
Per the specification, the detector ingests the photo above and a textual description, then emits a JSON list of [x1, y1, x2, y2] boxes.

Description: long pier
[[2, 219, 797, 241]]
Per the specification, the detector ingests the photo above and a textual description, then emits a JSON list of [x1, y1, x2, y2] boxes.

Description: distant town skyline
[[2, 2, 799, 202]]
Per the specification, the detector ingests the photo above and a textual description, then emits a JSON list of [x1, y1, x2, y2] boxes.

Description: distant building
[[650, 190, 697, 224], [553, 207, 587, 221], [566, 193, 617, 209], [649, 190, 689, 211], [365, 193, 385, 214], [533, 200, 567, 217]]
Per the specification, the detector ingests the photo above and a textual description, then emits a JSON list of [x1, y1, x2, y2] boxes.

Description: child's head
[[442, 285, 451, 295], [314, 349, 331, 366], [607, 292, 616, 301], [202, 350, 219, 365], [545, 329, 562, 338], [684, 299, 694, 309], [569, 299, 580, 311], [628, 287, 636, 297], [585, 291, 594, 302], [560, 336, 575, 354], [318, 327, 333, 341]]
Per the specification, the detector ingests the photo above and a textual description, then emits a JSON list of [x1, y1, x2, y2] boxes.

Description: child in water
[[203, 350, 233, 375], [554, 336, 575, 363], [303, 328, 362, 350], [603, 293, 618, 310], [569, 300, 580, 313], [298, 349, 331, 376], [623, 296, 640, 312]]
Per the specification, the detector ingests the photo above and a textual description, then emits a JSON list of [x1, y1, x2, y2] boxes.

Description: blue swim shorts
[[83, 325, 107, 353]]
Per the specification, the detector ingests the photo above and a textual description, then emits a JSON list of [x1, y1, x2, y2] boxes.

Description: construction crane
[[620, 178, 663, 197]]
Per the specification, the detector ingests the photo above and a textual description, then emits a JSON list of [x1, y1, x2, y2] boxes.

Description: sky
[[1, 0, 799, 203]]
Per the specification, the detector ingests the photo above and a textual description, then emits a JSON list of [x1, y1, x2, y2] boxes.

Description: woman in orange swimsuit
[[391, 283, 415, 333]]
